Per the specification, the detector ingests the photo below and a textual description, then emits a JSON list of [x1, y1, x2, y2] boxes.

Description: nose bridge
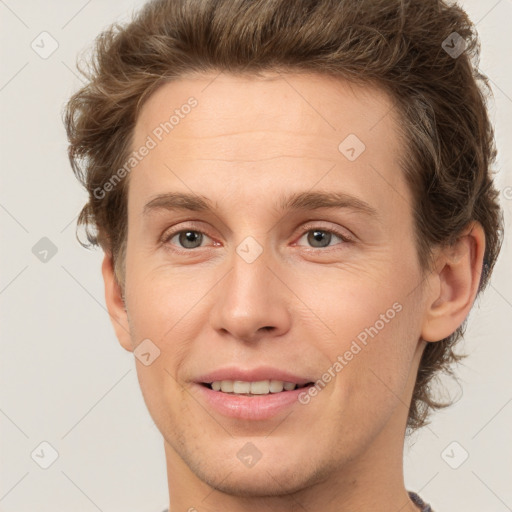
[[226, 235, 275, 316], [210, 233, 291, 340], [232, 235, 271, 301]]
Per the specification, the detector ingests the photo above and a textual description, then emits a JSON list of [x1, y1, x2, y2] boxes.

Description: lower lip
[[193, 383, 311, 420]]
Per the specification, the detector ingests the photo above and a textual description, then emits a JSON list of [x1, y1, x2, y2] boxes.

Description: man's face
[[118, 72, 430, 495]]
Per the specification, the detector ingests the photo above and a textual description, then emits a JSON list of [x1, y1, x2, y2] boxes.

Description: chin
[[184, 446, 331, 499], [198, 466, 312, 497]]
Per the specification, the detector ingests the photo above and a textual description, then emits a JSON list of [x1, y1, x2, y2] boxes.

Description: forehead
[[134, 71, 401, 153], [129, 71, 408, 215]]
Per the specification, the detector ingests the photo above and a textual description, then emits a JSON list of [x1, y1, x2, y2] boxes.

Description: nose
[[209, 241, 292, 344]]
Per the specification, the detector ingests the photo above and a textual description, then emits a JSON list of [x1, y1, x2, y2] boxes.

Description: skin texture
[[102, 72, 485, 512]]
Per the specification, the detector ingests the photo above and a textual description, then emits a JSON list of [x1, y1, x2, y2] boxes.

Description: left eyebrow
[[277, 190, 380, 220], [142, 190, 380, 221]]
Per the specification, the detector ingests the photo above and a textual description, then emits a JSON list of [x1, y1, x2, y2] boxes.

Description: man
[[64, 1, 503, 510]]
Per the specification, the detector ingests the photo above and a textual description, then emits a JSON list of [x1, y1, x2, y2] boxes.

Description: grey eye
[[307, 230, 333, 248], [176, 230, 204, 249]]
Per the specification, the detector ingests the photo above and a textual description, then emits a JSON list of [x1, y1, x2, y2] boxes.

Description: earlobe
[[421, 221, 486, 343], [101, 252, 133, 352]]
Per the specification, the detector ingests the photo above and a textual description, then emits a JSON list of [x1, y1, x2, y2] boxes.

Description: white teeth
[[250, 380, 271, 394], [209, 379, 299, 394], [233, 381, 251, 393], [220, 380, 234, 392], [269, 380, 284, 393]]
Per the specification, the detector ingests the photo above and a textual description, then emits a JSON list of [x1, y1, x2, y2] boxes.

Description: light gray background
[[0, 1, 510, 511]]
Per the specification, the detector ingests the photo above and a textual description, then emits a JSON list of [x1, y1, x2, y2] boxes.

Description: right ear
[[101, 252, 133, 352]]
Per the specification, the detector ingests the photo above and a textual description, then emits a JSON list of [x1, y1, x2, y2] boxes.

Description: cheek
[[124, 254, 208, 342], [330, 294, 422, 433], [290, 251, 419, 350], [134, 357, 191, 441], [122, 263, 197, 411], [297, 258, 423, 419]]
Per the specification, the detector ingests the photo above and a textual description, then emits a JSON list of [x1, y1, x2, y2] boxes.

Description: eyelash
[[160, 222, 353, 253]]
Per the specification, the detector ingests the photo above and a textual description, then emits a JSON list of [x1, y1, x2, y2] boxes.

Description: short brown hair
[[64, 0, 504, 430]]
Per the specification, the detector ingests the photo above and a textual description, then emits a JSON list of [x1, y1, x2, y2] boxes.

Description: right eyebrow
[[143, 192, 214, 216]]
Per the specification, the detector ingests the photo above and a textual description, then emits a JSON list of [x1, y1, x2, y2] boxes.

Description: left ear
[[421, 221, 486, 342]]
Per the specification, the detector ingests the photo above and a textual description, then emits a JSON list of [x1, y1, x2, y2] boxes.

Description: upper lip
[[195, 366, 314, 386]]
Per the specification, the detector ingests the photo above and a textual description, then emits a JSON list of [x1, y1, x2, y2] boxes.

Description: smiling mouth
[[201, 380, 314, 396]]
